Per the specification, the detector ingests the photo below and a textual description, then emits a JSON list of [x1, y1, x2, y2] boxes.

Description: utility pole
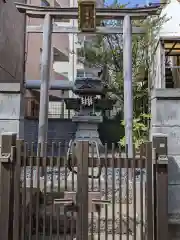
[[123, 15, 133, 159], [38, 14, 52, 156]]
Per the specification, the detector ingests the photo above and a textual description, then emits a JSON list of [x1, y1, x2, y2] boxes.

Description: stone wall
[[151, 88, 180, 238], [23, 118, 123, 154], [24, 119, 76, 143], [0, 84, 24, 142], [24, 118, 76, 154]]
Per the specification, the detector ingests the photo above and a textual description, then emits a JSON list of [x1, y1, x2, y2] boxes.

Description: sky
[[105, 0, 160, 7]]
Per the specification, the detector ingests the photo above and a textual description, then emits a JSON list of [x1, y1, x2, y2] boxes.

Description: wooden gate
[[0, 133, 168, 240]]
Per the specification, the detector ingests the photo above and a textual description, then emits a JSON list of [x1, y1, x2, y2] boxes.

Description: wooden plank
[[0, 162, 12, 240], [0, 133, 17, 240]]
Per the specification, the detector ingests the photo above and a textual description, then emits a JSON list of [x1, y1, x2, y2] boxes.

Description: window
[[77, 70, 85, 78], [53, 47, 69, 62], [41, 0, 50, 7], [77, 70, 94, 78], [53, 47, 62, 62]]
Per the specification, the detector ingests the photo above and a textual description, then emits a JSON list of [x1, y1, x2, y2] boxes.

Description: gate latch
[[157, 155, 168, 164], [0, 145, 16, 163], [0, 153, 11, 163], [54, 198, 78, 212]]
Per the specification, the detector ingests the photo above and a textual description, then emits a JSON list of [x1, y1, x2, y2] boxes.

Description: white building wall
[[159, 0, 180, 38], [49, 0, 104, 116], [150, 0, 180, 90], [53, 0, 104, 85], [150, 2, 180, 232]]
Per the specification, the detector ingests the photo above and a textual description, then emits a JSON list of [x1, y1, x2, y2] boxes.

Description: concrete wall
[[0, 0, 25, 83], [0, 85, 24, 142], [0, 1, 25, 139], [151, 88, 180, 238]]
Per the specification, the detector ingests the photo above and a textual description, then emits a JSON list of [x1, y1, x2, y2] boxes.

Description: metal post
[[123, 15, 133, 158], [38, 14, 52, 156]]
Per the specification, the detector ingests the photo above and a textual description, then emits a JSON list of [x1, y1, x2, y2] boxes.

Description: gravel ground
[[30, 234, 145, 240], [22, 167, 146, 240], [22, 167, 145, 186]]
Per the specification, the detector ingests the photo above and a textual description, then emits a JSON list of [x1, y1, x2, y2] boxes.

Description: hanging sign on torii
[[78, 0, 96, 32]]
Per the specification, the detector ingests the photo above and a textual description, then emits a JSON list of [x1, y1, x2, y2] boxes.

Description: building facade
[[25, 0, 103, 118], [0, 0, 25, 83], [150, 0, 180, 238], [0, 0, 25, 140]]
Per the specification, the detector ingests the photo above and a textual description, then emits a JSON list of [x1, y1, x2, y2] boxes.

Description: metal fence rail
[[0, 133, 168, 240]]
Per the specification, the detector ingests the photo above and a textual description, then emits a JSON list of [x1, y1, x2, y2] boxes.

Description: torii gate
[[14, 2, 160, 240], [15, 1, 159, 159]]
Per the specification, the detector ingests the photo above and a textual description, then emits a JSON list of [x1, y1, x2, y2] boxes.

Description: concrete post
[[151, 89, 180, 237], [38, 14, 52, 155], [123, 15, 133, 158], [152, 133, 168, 240]]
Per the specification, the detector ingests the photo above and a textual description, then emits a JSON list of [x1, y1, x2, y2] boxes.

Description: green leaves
[[120, 114, 151, 149], [78, 0, 166, 147]]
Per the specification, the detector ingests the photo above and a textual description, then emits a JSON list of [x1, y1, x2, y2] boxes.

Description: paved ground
[[27, 183, 146, 240], [31, 232, 145, 240]]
